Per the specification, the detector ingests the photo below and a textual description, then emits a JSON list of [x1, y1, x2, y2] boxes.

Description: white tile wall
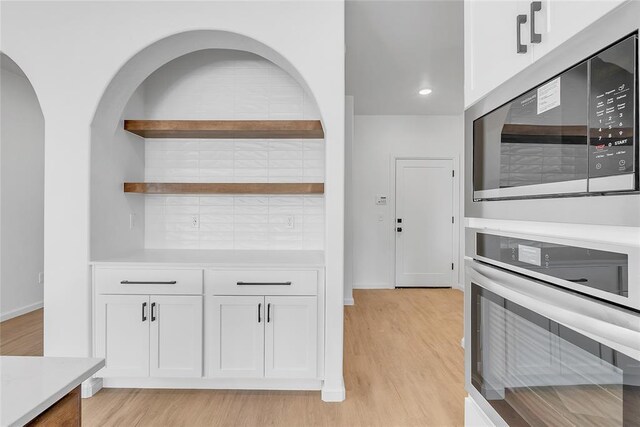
[[140, 50, 325, 250]]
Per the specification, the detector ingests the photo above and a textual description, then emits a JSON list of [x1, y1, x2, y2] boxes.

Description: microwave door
[[473, 59, 590, 200]]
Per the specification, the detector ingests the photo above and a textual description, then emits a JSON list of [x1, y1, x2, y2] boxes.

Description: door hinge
[[452, 263, 454, 270], [452, 216, 455, 224], [452, 170, 455, 178]]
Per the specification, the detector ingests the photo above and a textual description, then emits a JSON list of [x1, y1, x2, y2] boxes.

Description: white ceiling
[[346, 0, 464, 115]]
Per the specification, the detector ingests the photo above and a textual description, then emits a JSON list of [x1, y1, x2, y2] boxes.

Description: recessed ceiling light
[[418, 88, 433, 96]]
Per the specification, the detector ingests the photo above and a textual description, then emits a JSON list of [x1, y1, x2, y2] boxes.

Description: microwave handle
[[516, 14, 528, 54]]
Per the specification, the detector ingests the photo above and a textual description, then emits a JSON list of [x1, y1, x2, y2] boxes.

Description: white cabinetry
[[95, 295, 150, 378], [92, 258, 324, 391], [209, 293, 319, 379], [150, 295, 203, 378], [94, 268, 204, 379], [532, 0, 628, 61], [465, 0, 629, 107], [210, 296, 265, 378], [265, 296, 317, 379], [95, 294, 203, 379]]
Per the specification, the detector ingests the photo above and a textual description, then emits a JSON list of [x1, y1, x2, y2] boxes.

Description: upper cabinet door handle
[[531, 1, 542, 44], [517, 14, 528, 54]]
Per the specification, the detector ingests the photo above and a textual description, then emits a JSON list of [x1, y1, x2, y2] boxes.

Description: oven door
[[465, 259, 640, 427]]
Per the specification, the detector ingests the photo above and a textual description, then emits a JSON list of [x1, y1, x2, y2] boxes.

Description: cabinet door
[[465, 0, 534, 107], [210, 296, 264, 378], [150, 295, 203, 378], [95, 295, 149, 378], [532, 0, 628, 61], [264, 296, 317, 379]]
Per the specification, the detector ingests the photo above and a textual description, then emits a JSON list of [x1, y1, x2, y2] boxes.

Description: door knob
[[397, 227, 403, 232]]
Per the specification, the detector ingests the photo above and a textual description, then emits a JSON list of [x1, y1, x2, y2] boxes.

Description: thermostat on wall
[[375, 195, 387, 205]]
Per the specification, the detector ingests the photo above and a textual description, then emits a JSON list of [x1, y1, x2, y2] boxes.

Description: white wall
[[351, 115, 464, 290], [2, 1, 345, 401], [0, 57, 45, 320]]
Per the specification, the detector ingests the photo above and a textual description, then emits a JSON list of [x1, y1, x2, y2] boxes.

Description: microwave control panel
[[589, 35, 637, 178]]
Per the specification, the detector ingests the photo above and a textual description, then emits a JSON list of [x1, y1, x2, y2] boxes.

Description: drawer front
[[95, 268, 203, 295], [206, 270, 318, 296]]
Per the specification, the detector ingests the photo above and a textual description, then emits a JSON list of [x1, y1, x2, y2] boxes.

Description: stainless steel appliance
[[469, 228, 640, 311], [473, 34, 637, 201], [465, 1, 640, 227], [465, 259, 640, 427]]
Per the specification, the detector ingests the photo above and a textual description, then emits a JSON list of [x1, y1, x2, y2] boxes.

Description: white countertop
[[91, 249, 325, 268], [0, 356, 104, 427]]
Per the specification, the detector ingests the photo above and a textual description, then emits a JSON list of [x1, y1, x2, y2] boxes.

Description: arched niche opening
[[0, 53, 45, 325], [90, 31, 325, 260]]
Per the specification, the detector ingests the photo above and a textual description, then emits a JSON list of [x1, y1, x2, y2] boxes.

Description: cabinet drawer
[[206, 270, 317, 296], [95, 268, 203, 295]]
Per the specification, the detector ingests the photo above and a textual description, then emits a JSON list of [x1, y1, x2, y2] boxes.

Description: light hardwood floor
[[0, 289, 465, 426]]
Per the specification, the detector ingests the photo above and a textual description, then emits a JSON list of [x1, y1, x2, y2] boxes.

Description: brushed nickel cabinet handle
[[531, 1, 542, 44], [517, 14, 528, 54], [121, 280, 177, 285], [237, 281, 292, 286]]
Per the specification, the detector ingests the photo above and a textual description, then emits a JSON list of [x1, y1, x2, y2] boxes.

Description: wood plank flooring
[[0, 307, 43, 356], [0, 289, 465, 426]]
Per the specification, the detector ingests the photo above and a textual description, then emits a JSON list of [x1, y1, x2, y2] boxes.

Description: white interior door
[[95, 294, 150, 378], [395, 158, 454, 287], [150, 295, 203, 378], [209, 295, 264, 378], [264, 296, 317, 379]]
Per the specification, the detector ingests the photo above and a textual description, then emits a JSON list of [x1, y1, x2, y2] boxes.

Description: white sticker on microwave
[[518, 244, 541, 266], [537, 77, 561, 114]]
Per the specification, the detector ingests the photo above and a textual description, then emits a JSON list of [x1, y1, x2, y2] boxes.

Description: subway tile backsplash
[[141, 50, 324, 250]]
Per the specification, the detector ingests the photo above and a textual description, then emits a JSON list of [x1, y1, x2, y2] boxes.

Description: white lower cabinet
[[210, 295, 265, 378], [150, 295, 203, 378], [95, 295, 150, 378], [209, 295, 318, 380], [264, 296, 317, 379], [95, 294, 203, 379]]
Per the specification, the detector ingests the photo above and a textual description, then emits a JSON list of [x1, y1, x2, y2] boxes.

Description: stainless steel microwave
[[472, 34, 638, 201]]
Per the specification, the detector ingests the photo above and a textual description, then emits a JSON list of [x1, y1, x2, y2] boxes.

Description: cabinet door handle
[[151, 302, 156, 322], [121, 280, 177, 285], [517, 14, 528, 54], [258, 303, 262, 323], [530, 1, 542, 44], [267, 303, 271, 323], [142, 302, 147, 322], [237, 281, 292, 286]]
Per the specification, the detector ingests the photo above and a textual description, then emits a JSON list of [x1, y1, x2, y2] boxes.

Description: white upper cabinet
[[464, 0, 629, 108], [531, 0, 628, 61], [465, 0, 534, 107]]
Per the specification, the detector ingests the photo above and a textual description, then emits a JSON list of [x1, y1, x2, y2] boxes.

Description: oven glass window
[[471, 284, 640, 426]]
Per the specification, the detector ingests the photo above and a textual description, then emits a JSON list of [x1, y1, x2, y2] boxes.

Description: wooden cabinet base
[[27, 386, 81, 426]]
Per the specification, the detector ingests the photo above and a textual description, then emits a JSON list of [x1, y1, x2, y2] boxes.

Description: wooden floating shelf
[[124, 120, 324, 139], [124, 182, 325, 195]]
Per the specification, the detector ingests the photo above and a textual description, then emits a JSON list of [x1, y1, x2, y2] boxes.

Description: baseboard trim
[[103, 377, 322, 391], [352, 282, 392, 289], [321, 378, 346, 402], [344, 297, 354, 306], [0, 301, 43, 322], [81, 377, 103, 398]]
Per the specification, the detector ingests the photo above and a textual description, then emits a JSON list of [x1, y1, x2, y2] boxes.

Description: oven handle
[[467, 260, 640, 358]]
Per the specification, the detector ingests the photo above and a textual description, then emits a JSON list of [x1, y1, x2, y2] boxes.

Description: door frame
[[389, 155, 460, 288]]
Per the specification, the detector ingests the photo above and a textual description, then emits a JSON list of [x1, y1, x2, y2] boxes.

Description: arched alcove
[[0, 53, 45, 325], [90, 30, 326, 260]]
